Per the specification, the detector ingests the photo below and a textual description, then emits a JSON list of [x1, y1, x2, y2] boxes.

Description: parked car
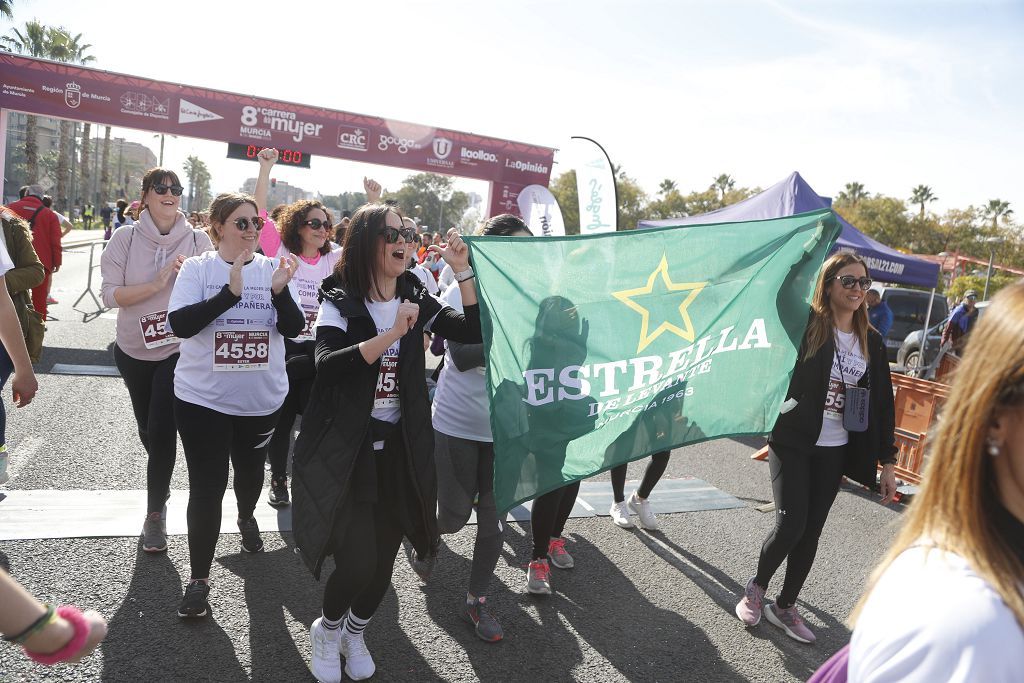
[[874, 287, 949, 362], [897, 300, 989, 374]]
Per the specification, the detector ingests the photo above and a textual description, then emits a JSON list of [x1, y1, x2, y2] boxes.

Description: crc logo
[[460, 147, 498, 164], [337, 125, 368, 152], [432, 137, 453, 160], [378, 134, 418, 154], [64, 81, 81, 108]]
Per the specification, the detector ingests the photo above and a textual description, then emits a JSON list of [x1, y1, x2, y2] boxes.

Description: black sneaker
[[268, 476, 290, 507], [238, 517, 264, 553], [177, 580, 210, 618]]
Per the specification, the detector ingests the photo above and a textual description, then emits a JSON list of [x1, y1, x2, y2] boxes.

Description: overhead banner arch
[[0, 53, 555, 218]]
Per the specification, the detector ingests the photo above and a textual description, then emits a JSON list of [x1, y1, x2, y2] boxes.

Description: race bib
[[139, 310, 178, 349], [295, 307, 318, 342], [823, 379, 846, 420], [375, 348, 400, 408], [213, 330, 270, 371]]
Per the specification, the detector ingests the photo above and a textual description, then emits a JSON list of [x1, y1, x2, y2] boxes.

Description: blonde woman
[[848, 282, 1024, 682], [735, 252, 897, 643]]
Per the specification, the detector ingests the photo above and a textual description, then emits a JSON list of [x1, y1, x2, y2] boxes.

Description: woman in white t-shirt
[[293, 204, 481, 682], [251, 147, 346, 507], [166, 192, 302, 619], [846, 282, 1024, 683], [431, 214, 532, 643], [734, 252, 897, 644]]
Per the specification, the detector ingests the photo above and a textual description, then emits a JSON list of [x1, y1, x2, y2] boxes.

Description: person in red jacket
[[8, 185, 61, 318]]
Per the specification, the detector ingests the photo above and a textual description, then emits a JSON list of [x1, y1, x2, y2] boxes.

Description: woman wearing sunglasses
[[166, 192, 303, 618], [100, 167, 213, 554], [251, 148, 345, 507], [734, 252, 897, 644], [293, 204, 480, 682]]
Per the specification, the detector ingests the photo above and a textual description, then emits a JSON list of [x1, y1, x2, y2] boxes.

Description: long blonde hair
[[850, 282, 1024, 628], [803, 252, 870, 360]]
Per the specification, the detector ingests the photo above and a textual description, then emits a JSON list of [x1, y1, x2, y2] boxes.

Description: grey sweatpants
[[434, 430, 503, 597]]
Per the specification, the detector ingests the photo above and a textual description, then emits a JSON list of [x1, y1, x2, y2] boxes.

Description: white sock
[[321, 612, 343, 631], [344, 611, 370, 636]]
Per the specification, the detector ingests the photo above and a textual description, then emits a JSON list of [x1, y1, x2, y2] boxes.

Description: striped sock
[[321, 612, 343, 631], [343, 611, 370, 636]]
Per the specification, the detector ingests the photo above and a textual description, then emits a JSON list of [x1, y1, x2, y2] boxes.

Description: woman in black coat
[[734, 252, 897, 645], [293, 204, 481, 683]]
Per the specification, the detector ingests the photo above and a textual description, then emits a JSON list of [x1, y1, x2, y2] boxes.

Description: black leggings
[[114, 346, 178, 513], [174, 398, 279, 579], [610, 450, 671, 503], [754, 443, 846, 607], [530, 481, 580, 560], [267, 355, 313, 479]]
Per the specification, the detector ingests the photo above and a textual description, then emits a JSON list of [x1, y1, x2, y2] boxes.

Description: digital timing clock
[[226, 142, 312, 169]]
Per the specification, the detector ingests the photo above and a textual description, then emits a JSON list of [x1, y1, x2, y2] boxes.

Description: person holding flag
[[735, 252, 897, 643], [293, 205, 481, 683]]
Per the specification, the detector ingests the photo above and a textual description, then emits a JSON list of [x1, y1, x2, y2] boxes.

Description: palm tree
[[713, 173, 735, 207], [984, 199, 1013, 230], [2, 21, 55, 183], [100, 126, 111, 201], [658, 179, 677, 196], [838, 182, 868, 206], [0, 1, 13, 19], [910, 185, 937, 219]]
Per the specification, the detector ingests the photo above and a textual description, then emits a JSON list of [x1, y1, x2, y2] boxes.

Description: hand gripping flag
[[465, 209, 842, 514]]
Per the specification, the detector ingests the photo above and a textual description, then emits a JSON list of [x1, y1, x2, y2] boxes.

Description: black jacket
[[291, 271, 482, 579], [770, 327, 897, 487]]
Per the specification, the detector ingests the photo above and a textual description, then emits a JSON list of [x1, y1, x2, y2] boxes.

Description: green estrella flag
[[465, 209, 841, 515]]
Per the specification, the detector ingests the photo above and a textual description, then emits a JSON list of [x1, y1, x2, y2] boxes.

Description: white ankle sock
[[344, 611, 370, 636], [321, 612, 343, 631]]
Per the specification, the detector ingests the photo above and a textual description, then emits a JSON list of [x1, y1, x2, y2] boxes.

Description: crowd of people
[[0, 158, 1020, 682]]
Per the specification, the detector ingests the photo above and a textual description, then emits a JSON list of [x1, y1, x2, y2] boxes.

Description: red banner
[[0, 54, 554, 215]]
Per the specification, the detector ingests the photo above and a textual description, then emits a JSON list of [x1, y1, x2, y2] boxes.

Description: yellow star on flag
[[611, 254, 707, 353]]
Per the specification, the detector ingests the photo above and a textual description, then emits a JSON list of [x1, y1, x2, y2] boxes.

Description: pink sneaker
[[735, 577, 765, 626], [764, 602, 816, 643]]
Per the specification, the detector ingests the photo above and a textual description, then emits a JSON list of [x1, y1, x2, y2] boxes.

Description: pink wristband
[[24, 605, 90, 666]]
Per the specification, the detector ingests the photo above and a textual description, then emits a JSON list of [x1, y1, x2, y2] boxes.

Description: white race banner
[[570, 136, 617, 234], [517, 184, 565, 237]]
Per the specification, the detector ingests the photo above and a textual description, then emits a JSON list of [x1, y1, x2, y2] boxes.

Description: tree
[[99, 126, 111, 202], [712, 174, 735, 207], [837, 182, 868, 206], [658, 179, 677, 196], [386, 173, 469, 233], [834, 194, 910, 250], [909, 185, 938, 219], [2, 20, 57, 183], [615, 170, 648, 230], [984, 199, 1013, 230], [0, 1, 12, 19], [646, 188, 689, 220], [549, 171, 579, 234], [183, 155, 212, 211]]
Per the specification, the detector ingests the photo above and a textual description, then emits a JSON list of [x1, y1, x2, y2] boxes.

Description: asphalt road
[[0, 237, 904, 682]]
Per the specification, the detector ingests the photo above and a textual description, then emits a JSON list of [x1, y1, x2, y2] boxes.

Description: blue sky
[[3, 0, 1021, 217]]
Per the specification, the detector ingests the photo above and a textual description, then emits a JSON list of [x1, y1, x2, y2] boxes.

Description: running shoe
[[461, 596, 503, 642], [735, 577, 765, 626], [141, 511, 167, 553], [177, 580, 210, 618], [627, 491, 660, 531], [339, 628, 375, 680], [547, 537, 575, 569], [268, 476, 290, 507], [46, 295, 58, 305], [309, 617, 342, 683], [609, 501, 634, 529], [405, 538, 438, 582], [238, 517, 264, 553], [0, 447, 8, 486], [526, 559, 552, 595], [764, 602, 816, 643]]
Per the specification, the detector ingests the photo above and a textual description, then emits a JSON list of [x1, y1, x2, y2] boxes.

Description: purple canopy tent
[[637, 172, 940, 289]]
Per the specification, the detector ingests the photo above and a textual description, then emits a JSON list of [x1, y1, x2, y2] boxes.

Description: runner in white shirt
[[166, 191, 302, 620], [848, 282, 1024, 683], [431, 214, 532, 643]]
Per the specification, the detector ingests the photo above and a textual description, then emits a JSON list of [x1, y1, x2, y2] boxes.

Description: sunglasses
[[833, 275, 873, 290], [232, 216, 265, 231], [302, 218, 331, 230], [152, 183, 185, 197], [378, 226, 416, 243]]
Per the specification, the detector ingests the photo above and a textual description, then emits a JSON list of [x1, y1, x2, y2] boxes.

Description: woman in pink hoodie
[[101, 168, 213, 554]]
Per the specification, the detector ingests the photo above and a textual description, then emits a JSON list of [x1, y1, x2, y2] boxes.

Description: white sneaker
[[609, 501, 634, 528], [340, 628, 376, 680], [309, 618, 342, 683], [627, 491, 659, 531]]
